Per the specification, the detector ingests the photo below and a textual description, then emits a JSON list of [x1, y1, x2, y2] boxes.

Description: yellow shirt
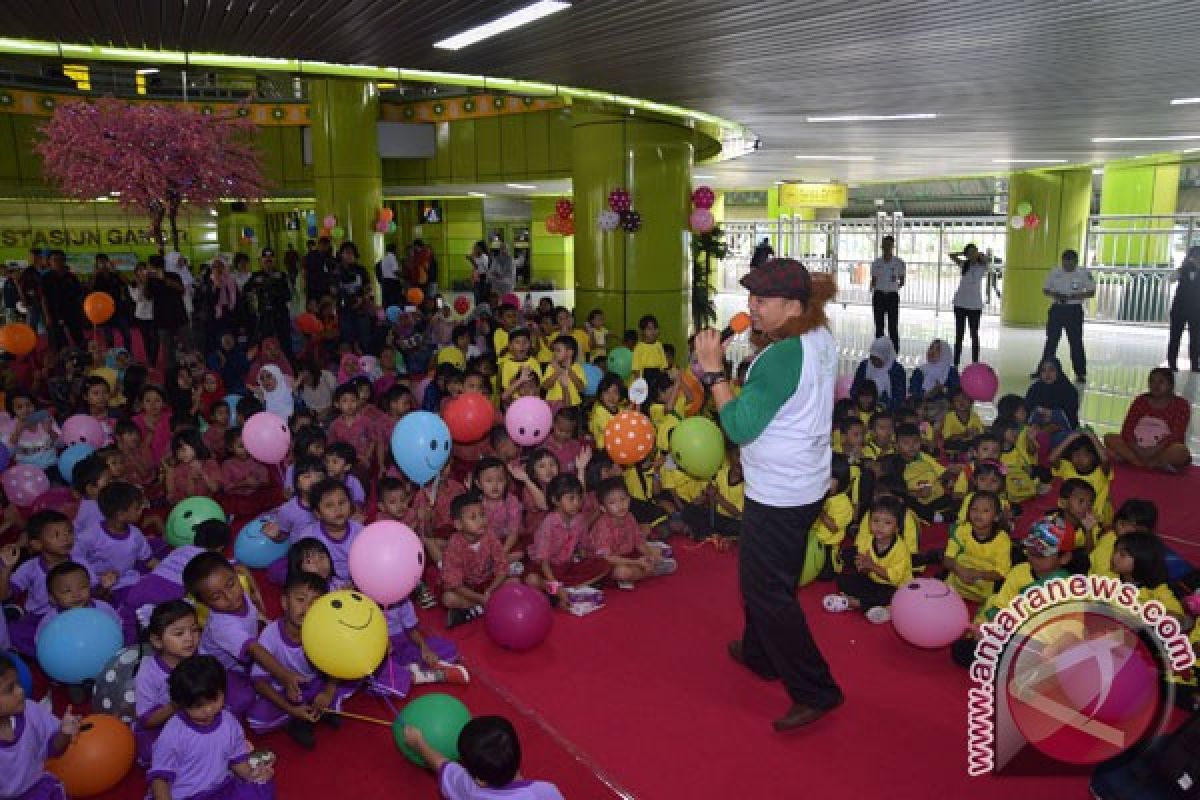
[[857, 511, 920, 561], [623, 465, 657, 503], [651, 405, 682, 453], [436, 345, 466, 371], [941, 410, 984, 442], [493, 327, 510, 357], [945, 526, 1013, 603], [662, 465, 706, 504], [1000, 429, 1038, 502], [955, 490, 1011, 524], [535, 336, 554, 365], [1140, 584, 1184, 618], [714, 464, 744, 515], [853, 535, 913, 587], [631, 341, 668, 373], [499, 356, 542, 391], [902, 453, 946, 501], [589, 326, 609, 357], [1054, 461, 1113, 523], [1089, 530, 1118, 578], [543, 363, 586, 406], [590, 404, 617, 448], [813, 493, 855, 572], [863, 437, 894, 461], [570, 329, 591, 361], [976, 565, 1069, 624], [192, 573, 256, 627]]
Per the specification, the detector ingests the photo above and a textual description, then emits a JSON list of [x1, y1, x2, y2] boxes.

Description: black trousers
[[872, 290, 900, 353], [953, 306, 981, 366], [1042, 303, 1086, 378], [738, 497, 842, 709], [49, 312, 85, 351], [835, 572, 896, 610], [1167, 308, 1200, 370]]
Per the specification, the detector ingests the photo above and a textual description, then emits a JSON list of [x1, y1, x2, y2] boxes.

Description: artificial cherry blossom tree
[[36, 98, 267, 250]]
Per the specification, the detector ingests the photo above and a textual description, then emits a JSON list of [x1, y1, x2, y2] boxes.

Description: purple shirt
[[74, 520, 153, 589], [0, 611, 8, 651], [0, 699, 62, 797], [35, 598, 120, 641], [384, 598, 419, 638], [293, 520, 363, 581], [251, 620, 317, 686], [438, 762, 564, 800], [135, 653, 173, 725], [272, 497, 315, 540], [199, 598, 258, 670], [343, 474, 366, 506], [148, 710, 251, 799], [75, 497, 102, 534], [151, 546, 204, 587], [11, 556, 92, 617]]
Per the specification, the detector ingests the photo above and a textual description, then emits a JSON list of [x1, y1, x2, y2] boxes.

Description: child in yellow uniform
[[534, 312, 556, 366], [895, 423, 956, 522], [1111, 532, 1185, 620], [953, 460, 1011, 525], [1089, 498, 1158, 578], [585, 309, 608, 360], [836, 417, 869, 511], [861, 475, 921, 563], [940, 388, 984, 455], [499, 328, 542, 398], [811, 455, 856, 576], [589, 374, 623, 448], [823, 495, 912, 623], [853, 383, 880, 428], [943, 491, 1012, 603], [541, 335, 587, 408], [863, 411, 895, 463], [1050, 430, 1114, 524], [993, 419, 1040, 505], [630, 314, 667, 376], [436, 325, 471, 371], [1058, 478, 1102, 555], [711, 444, 744, 539]]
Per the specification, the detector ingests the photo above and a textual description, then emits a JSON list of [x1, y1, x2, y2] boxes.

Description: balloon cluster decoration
[[318, 214, 343, 239], [1010, 201, 1040, 230], [620, 210, 643, 232], [608, 188, 631, 212], [598, 188, 641, 234], [597, 209, 620, 232], [546, 198, 574, 237], [375, 206, 397, 234], [689, 184, 717, 234]]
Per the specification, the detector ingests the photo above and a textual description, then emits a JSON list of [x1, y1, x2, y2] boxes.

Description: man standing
[[246, 248, 293, 357], [870, 234, 904, 354], [1167, 245, 1200, 373], [1037, 249, 1094, 384], [303, 237, 334, 306], [378, 243, 402, 308], [40, 249, 85, 351], [694, 258, 843, 732], [284, 243, 300, 292], [488, 243, 516, 299], [146, 254, 187, 368], [90, 253, 133, 349]]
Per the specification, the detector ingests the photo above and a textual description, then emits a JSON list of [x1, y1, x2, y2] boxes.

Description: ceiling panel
[[6, 0, 1200, 186]]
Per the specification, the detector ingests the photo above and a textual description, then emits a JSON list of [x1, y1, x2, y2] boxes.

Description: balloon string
[[325, 709, 392, 727]]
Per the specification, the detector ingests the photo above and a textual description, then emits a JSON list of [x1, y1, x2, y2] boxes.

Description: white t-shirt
[[952, 262, 989, 310], [380, 253, 400, 281], [1043, 267, 1095, 305], [131, 285, 154, 321], [871, 257, 906, 293]]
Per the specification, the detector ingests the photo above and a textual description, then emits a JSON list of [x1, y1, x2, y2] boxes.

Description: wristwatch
[[699, 371, 728, 387]]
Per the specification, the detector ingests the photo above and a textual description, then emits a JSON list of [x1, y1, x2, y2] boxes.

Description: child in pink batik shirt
[[221, 427, 274, 519], [165, 430, 222, 505], [586, 478, 676, 590], [471, 458, 523, 562], [528, 475, 609, 608], [328, 383, 378, 476], [202, 401, 231, 462]]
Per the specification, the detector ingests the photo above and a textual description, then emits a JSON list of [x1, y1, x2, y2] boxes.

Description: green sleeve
[[718, 337, 804, 445]]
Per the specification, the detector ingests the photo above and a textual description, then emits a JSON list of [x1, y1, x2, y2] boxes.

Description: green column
[[310, 79, 383, 268], [572, 103, 694, 349], [1099, 160, 1180, 266], [1001, 168, 1092, 326]]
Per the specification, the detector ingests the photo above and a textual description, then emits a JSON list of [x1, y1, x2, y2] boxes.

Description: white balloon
[[1010, 215, 1025, 230], [629, 378, 650, 405]]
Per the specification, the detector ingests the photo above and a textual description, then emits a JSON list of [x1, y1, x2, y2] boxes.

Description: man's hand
[[693, 329, 724, 373]]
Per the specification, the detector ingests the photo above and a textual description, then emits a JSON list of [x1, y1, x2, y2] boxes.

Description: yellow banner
[[779, 182, 848, 209]]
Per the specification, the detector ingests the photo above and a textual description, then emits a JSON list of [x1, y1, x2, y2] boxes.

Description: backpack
[[1091, 713, 1200, 799]]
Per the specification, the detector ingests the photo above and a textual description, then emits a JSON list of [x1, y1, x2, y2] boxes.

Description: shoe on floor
[[414, 582, 437, 609], [286, 718, 316, 749], [772, 699, 841, 732], [616, 580, 636, 590], [320, 711, 342, 729], [822, 593, 851, 613], [438, 662, 470, 685], [447, 605, 484, 628], [866, 606, 891, 624]]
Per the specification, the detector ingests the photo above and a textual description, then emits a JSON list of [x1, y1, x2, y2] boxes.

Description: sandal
[[822, 593, 851, 613]]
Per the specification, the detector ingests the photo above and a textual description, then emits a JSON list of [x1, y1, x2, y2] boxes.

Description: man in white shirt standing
[[870, 234, 905, 354], [378, 243, 402, 308], [1037, 248, 1095, 384]]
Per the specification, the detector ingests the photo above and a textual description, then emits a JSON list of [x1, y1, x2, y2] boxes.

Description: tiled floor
[[715, 294, 1200, 457]]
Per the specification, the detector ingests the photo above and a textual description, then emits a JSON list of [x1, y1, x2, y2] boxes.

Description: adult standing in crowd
[[131, 262, 156, 364], [284, 243, 300, 292], [870, 234, 905, 354], [468, 241, 490, 305], [18, 249, 46, 334], [1167, 245, 1200, 373], [378, 243, 402, 308], [245, 248, 293, 358], [694, 258, 843, 732], [406, 238, 436, 294], [209, 257, 239, 347], [90, 252, 133, 349], [1036, 249, 1094, 384], [335, 241, 372, 353], [303, 237, 334, 305], [750, 237, 775, 268], [146, 254, 188, 369], [40, 249, 86, 351], [948, 244, 990, 367], [488, 243, 516, 299]]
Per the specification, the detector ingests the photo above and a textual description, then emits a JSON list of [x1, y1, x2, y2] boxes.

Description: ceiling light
[[693, 174, 716, 180], [990, 158, 1068, 164], [805, 113, 937, 123], [794, 155, 874, 161], [135, 67, 159, 75], [1170, 98, 1200, 106], [434, 1, 570, 50], [1092, 135, 1200, 143], [506, 183, 537, 190], [1092, 168, 1104, 175], [467, 191, 487, 197], [377, 82, 396, 89]]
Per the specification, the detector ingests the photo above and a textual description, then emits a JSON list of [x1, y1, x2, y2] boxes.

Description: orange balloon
[[83, 292, 115, 325], [730, 312, 752, 333], [681, 370, 705, 416], [296, 312, 322, 335], [0, 323, 37, 357], [604, 410, 657, 466], [406, 287, 425, 305], [46, 714, 135, 797]]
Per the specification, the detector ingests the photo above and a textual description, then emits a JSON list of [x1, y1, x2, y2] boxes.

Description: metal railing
[[1083, 214, 1200, 327]]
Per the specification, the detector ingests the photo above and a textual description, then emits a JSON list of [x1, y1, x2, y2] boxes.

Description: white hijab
[[865, 337, 897, 399], [919, 338, 953, 392], [258, 365, 294, 419]]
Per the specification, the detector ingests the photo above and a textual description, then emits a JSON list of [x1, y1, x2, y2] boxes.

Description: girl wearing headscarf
[[256, 364, 295, 419], [908, 338, 959, 401], [208, 332, 250, 396], [245, 336, 294, 387], [197, 371, 226, 416], [1025, 356, 1079, 458], [852, 337, 906, 410]]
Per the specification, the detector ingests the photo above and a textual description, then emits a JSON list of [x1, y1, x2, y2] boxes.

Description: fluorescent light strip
[[434, 1, 570, 50], [1092, 135, 1200, 143], [506, 183, 537, 190], [1170, 98, 1200, 106], [693, 174, 716, 179], [794, 155, 875, 161], [805, 113, 937, 123], [135, 67, 159, 75], [467, 191, 487, 197], [991, 158, 1068, 164]]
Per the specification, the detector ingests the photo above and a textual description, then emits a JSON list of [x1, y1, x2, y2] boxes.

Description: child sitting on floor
[[811, 454, 856, 578], [1089, 498, 1158, 578], [166, 430, 222, 505], [0, 653, 82, 800], [294, 480, 363, 583], [894, 424, 957, 522], [222, 428, 275, 518], [75, 481, 157, 604], [943, 491, 1012, 604], [528, 475, 609, 610], [1050, 429, 1114, 524], [940, 387, 984, 455], [586, 478, 675, 589], [441, 491, 510, 628], [823, 495, 912, 624], [135, 600, 200, 766]]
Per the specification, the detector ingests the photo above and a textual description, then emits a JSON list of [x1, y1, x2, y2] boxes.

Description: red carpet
[[60, 464, 1200, 798]]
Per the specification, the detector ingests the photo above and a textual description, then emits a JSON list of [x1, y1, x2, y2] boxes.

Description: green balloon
[[669, 416, 725, 479], [392, 693, 471, 767], [332, 225, 345, 239], [1015, 201, 1033, 216], [607, 346, 633, 380], [166, 496, 227, 548]]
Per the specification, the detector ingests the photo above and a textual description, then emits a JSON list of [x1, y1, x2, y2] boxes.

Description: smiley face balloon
[[301, 590, 389, 679], [391, 411, 452, 486]]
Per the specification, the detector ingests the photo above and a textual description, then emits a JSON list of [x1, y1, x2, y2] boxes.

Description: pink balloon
[[689, 208, 715, 234], [505, 396, 553, 447], [2, 464, 49, 507], [960, 363, 999, 402], [31, 487, 75, 515], [485, 584, 553, 651], [692, 186, 716, 210], [501, 293, 520, 309], [242, 412, 291, 464], [322, 215, 337, 230], [834, 374, 854, 401], [890, 579, 968, 648], [61, 414, 107, 448], [348, 520, 424, 605]]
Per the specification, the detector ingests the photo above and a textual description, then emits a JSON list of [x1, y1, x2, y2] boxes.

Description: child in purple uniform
[[35, 561, 124, 642], [123, 521, 231, 624], [403, 716, 564, 800], [71, 454, 112, 536], [324, 442, 367, 506], [183, 553, 305, 718], [248, 572, 351, 748], [135, 601, 200, 766], [73, 481, 158, 604], [371, 592, 468, 698], [293, 480, 362, 583], [148, 655, 275, 800], [262, 456, 325, 586], [0, 654, 83, 800]]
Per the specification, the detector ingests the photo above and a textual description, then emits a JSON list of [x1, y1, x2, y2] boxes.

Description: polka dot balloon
[[620, 209, 642, 233], [608, 188, 631, 213], [604, 410, 657, 465], [93, 646, 143, 724]]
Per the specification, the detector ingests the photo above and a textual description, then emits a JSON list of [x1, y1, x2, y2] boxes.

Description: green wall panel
[[547, 110, 573, 175], [524, 113, 550, 176], [1098, 162, 1180, 266], [499, 116, 528, 178], [449, 120, 477, 182], [475, 117, 502, 180]]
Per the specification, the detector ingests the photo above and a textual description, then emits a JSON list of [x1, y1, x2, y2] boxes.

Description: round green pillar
[[310, 79, 383, 268], [572, 103, 694, 349], [1001, 168, 1092, 326]]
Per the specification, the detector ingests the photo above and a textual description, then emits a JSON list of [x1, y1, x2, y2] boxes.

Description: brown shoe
[[727, 640, 777, 680], [772, 699, 841, 733]]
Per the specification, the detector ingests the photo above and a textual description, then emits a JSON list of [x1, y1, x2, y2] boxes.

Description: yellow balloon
[[301, 590, 388, 680]]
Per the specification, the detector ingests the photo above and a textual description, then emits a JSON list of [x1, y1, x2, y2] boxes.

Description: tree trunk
[[168, 200, 181, 253], [148, 201, 166, 251]]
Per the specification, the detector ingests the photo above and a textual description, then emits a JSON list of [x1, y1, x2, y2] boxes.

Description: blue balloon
[[234, 516, 290, 568], [36, 607, 123, 684], [386, 305, 403, 325], [2, 651, 33, 696], [0, 443, 11, 472], [224, 394, 242, 426], [391, 412, 452, 485], [583, 363, 603, 396], [57, 443, 95, 486]]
